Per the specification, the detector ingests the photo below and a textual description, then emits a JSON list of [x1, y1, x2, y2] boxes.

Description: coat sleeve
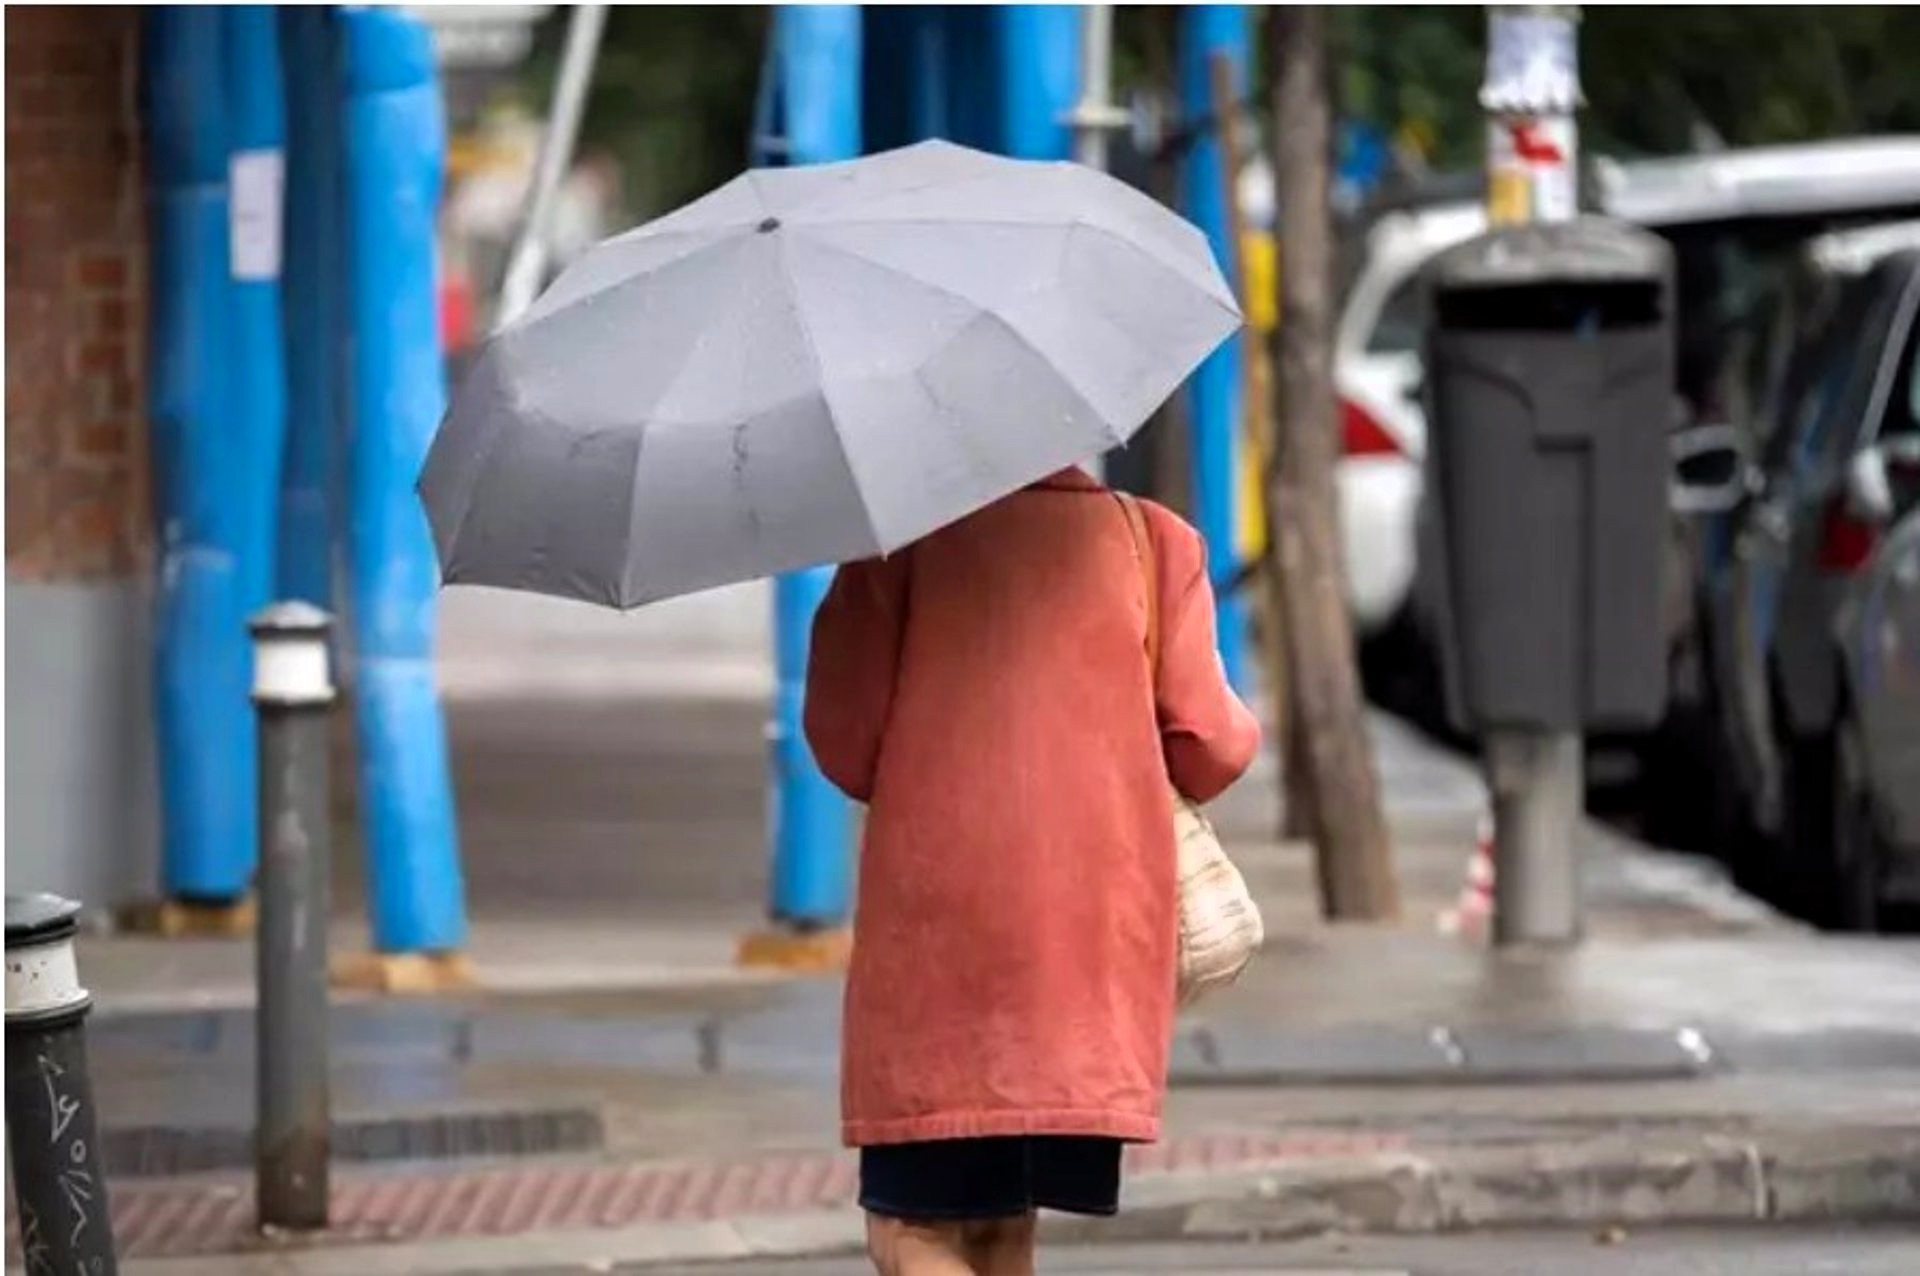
[[804, 554, 910, 803], [1150, 510, 1262, 803]]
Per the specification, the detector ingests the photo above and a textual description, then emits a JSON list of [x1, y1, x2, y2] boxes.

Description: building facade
[[6, 7, 160, 908]]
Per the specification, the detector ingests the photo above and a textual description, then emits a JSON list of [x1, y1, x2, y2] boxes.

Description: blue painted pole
[[1178, 4, 1251, 695], [142, 8, 255, 901], [277, 7, 341, 609], [223, 6, 289, 617], [997, 5, 1081, 159], [768, 5, 861, 929], [907, 6, 950, 141], [339, 8, 467, 953]]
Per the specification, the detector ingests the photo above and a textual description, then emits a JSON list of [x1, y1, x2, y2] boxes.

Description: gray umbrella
[[421, 139, 1240, 608]]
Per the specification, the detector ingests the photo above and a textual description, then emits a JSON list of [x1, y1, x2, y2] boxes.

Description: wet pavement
[[620, 1224, 1920, 1276], [59, 694, 1920, 1175], [19, 693, 1920, 1269]]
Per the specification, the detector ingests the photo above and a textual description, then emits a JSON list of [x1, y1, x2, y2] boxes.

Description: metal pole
[[496, 3, 608, 327], [1063, 4, 1128, 479], [278, 6, 343, 610], [1068, 5, 1122, 171], [143, 6, 258, 906], [762, 5, 861, 946], [1482, 5, 1582, 228], [340, 7, 469, 957], [251, 603, 336, 1231], [1486, 730, 1584, 944], [998, 4, 1080, 161], [1481, 4, 1585, 944], [223, 6, 290, 619], [1178, 4, 1252, 696], [6, 895, 119, 1275]]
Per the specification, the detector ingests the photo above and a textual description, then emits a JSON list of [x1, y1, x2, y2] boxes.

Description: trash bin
[[1422, 217, 1675, 734]]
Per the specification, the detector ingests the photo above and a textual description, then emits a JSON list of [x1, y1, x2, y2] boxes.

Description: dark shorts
[[858, 1135, 1123, 1220]]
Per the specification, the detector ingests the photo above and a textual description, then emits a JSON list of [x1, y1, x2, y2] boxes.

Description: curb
[[1151, 1126, 1920, 1240], [94, 1126, 1920, 1274]]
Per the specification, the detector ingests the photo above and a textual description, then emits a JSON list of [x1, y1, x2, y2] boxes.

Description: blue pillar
[[223, 6, 289, 616], [277, 7, 341, 608], [1179, 4, 1251, 694], [908, 6, 951, 141], [997, 5, 1080, 159], [339, 8, 467, 953], [143, 8, 255, 901], [767, 5, 861, 928]]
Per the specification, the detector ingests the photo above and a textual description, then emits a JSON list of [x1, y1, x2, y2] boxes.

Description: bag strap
[[1115, 493, 1160, 671]]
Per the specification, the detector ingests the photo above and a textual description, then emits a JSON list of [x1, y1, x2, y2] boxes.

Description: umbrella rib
[[429, 354, 524, 586], [503, 227, 750, 337], [786, 154, 1060, 219], [794, 230, 1141, 448], [806, 216, 1240, 319], [767, 236, 888, 557], [796, 234, 1119, 484]]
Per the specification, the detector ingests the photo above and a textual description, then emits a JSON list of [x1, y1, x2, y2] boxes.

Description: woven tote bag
[[1116, 495, 1264, 1006]]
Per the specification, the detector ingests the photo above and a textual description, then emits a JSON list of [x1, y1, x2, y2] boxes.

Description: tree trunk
[[1204, 52, 1315, 844], [1268, 6, 1399, 920]]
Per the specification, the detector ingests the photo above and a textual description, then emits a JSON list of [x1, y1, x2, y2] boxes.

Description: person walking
[[806, 466, 1262, 1276]]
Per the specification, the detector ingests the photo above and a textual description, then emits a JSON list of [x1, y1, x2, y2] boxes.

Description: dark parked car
[[1839, 504, 1920, 926], [1677, 237, 1920, 927]]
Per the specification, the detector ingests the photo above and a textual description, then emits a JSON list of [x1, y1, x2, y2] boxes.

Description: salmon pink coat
[[805, 468, 1261, 1147]]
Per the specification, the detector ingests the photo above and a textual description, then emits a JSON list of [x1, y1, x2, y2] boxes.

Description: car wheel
[[1637, 624, 1743, 855], [1780, 704, 1883, 933], [1831, 716, 1883, 933], [1780, 721, 1835, 925]]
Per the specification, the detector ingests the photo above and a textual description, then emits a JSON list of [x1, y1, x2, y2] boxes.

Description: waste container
[[1421, 217, 1675, 734]]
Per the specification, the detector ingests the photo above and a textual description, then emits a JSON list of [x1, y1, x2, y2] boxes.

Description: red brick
[[75, 339, 127, 376], [105, 374, 136, 414], [5, 475, 52, 579], [71, 420, 128, 462], [72, 252, 127, 290], [6, 7, 150, 580], [5, 400, 62, 468], [46, 40, 105, 78], [92, 295, 130, 335], [63, 503, 122, 573], [13, 81, 58, 115]]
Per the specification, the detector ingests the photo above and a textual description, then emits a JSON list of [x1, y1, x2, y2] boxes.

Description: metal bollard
[[6, 893, 119, 1275], [1486, 728, 1585, 945], [250, 602, 336, 1230]]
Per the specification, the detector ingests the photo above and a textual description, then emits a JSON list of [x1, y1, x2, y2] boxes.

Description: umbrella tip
[[757, 216, 781, 234]]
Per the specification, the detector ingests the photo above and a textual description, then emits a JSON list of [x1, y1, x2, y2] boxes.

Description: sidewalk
[[22, 688, 1920, 1271]]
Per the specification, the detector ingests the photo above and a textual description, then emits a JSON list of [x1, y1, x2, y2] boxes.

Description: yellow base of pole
[[329, 950, 476, 995], [119, 897, 258, 939], [736, 926, 853, 973]]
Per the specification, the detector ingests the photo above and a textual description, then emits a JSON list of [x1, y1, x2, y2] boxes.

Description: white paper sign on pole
[[1482, 10, 1581, 114], [230, 148, 285, 282]]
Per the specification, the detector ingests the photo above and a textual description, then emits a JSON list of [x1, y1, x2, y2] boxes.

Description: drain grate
[[100, 1106, 605, 1179]]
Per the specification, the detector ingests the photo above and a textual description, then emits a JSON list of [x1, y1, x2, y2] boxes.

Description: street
[[14, 10, 1920, 1274], [546, 1225, 1920, 1275], [35, 697, 1920, 1274]]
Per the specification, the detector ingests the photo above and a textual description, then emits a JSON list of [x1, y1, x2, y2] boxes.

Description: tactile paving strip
[[8, 1129, 1408, 1260]]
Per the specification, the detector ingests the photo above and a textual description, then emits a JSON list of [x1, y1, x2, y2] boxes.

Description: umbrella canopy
[[421, 139, 1241, 608]]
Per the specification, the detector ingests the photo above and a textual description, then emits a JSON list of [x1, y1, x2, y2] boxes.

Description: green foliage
[[1579, 6, 1920, 156], [1325, 5, 1920, 170], [523, 5, 770, 222], [515, 5, 1920, 224], [1328, 6, 1482, 168]]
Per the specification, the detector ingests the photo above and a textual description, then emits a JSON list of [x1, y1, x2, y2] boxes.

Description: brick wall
[[5, 7, 149, 581]]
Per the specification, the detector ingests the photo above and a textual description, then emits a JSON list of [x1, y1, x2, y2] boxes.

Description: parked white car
[[1334, 201, 1483, 633], [1332, 138, 1920, 642]]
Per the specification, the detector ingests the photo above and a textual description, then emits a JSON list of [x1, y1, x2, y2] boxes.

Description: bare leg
[[865, 1214, 976, 1276], [964, 1213, 1037, 1276]]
